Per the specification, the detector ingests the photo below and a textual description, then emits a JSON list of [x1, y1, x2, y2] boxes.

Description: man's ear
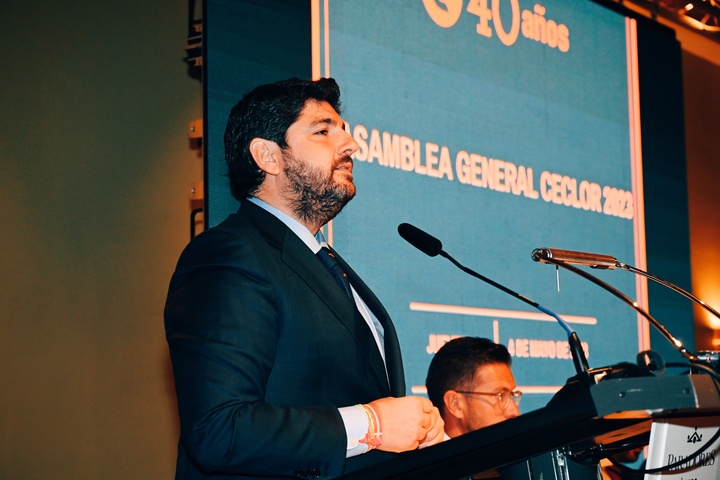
[[249, 138, 282, 175], [443, 390, 465, 420]]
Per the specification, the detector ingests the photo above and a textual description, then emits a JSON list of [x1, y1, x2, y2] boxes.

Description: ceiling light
[[678, 0, 720, 32]]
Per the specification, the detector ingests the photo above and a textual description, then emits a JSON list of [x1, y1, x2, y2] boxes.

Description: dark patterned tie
[[317, 246, 390, 388], [316, 246, 353, 299]]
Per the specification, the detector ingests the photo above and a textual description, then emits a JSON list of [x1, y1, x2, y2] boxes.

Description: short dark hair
[[425, 337, 512, 416], [224, 77, 343, 201]]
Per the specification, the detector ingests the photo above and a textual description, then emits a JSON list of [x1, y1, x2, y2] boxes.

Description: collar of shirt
[[246, 197, 323, 254]]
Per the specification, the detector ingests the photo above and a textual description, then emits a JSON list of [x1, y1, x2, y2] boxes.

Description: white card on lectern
[[644, 416, 720, 480]]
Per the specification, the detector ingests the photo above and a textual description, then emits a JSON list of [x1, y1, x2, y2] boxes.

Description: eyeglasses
[[455, 389, 523, 409]]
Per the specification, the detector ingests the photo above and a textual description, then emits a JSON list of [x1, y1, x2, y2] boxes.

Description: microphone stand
[[527, 260, 720, 480], [617, 262, 720, 370], [531, 251, 699, 363], [398, 222, 591, 382], [618, 262, 720, 323]]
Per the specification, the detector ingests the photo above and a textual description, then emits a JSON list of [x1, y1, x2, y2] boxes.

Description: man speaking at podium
[[426, 336, 521, 438], [164, 77, 443, 480]]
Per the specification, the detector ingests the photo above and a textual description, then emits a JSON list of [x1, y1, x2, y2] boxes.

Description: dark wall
[[0, 2, 201, 478], [638, 21, 696, 361], [204, 0, 312, 227]]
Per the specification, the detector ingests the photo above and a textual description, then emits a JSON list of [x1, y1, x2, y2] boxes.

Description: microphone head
[[531, 247, 618, 269], [397, 223, 443, 257], [531, 248, 550, 263]]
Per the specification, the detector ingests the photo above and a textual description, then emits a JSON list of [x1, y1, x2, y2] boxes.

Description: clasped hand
[[368, 396, 444, 452]]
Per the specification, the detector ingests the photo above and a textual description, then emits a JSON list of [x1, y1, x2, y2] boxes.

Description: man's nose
[[505, 401, 520, 418], [339, 128, 359, 157]]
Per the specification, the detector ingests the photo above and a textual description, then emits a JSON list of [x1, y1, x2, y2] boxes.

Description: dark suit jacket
[[164, 200, 406, 479]]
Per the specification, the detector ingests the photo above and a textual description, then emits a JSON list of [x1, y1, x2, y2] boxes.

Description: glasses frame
[[455, 389, 523, 408]]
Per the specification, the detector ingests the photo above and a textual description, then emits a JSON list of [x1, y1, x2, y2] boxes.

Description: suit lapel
[[284, 242, 391, 395], [332, 249, 406, 396], [241, 201, 394, 395]]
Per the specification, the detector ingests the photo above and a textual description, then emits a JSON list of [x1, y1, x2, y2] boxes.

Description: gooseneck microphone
[[533, 248, 720, 324], [532, 247, 700, 363], [398, 223, 443, 257], [398, 223, 591, 379], [531, 248, 619, 270], [534, 246, 720, 334], [534, 247, 720, 370]]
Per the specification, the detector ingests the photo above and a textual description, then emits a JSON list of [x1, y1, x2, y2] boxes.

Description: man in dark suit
[[164, 77, 444, 480]]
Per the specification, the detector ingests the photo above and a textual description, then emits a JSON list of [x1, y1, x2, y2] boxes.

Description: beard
[[281, 149, 356, 227]]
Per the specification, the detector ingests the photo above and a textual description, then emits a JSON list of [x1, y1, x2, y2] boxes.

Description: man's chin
[[333, 171, 354, 185], [333, 178, 356, 199]]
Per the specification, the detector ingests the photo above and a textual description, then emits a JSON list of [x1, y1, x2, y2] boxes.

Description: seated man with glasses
[[425, 336, 521, 438]]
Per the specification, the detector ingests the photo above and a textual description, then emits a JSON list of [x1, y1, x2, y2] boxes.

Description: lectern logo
[[688, 427, 703, 444]]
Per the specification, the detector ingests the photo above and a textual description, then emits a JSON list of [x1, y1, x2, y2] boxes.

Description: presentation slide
[[314, 0, 648, 411]]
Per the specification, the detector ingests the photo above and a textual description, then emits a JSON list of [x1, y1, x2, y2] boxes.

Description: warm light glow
[[696, 288, 720, 329], [685, 3, 694, 12]]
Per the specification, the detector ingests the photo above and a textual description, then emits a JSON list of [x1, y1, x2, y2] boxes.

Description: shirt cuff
[[339, 405, 370, 457]]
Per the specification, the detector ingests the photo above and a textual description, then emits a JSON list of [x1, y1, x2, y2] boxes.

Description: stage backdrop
[[203, 0, 692, 413]]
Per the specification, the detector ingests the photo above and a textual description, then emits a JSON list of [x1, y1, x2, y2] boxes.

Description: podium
[[336, 374, 720, 480]]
